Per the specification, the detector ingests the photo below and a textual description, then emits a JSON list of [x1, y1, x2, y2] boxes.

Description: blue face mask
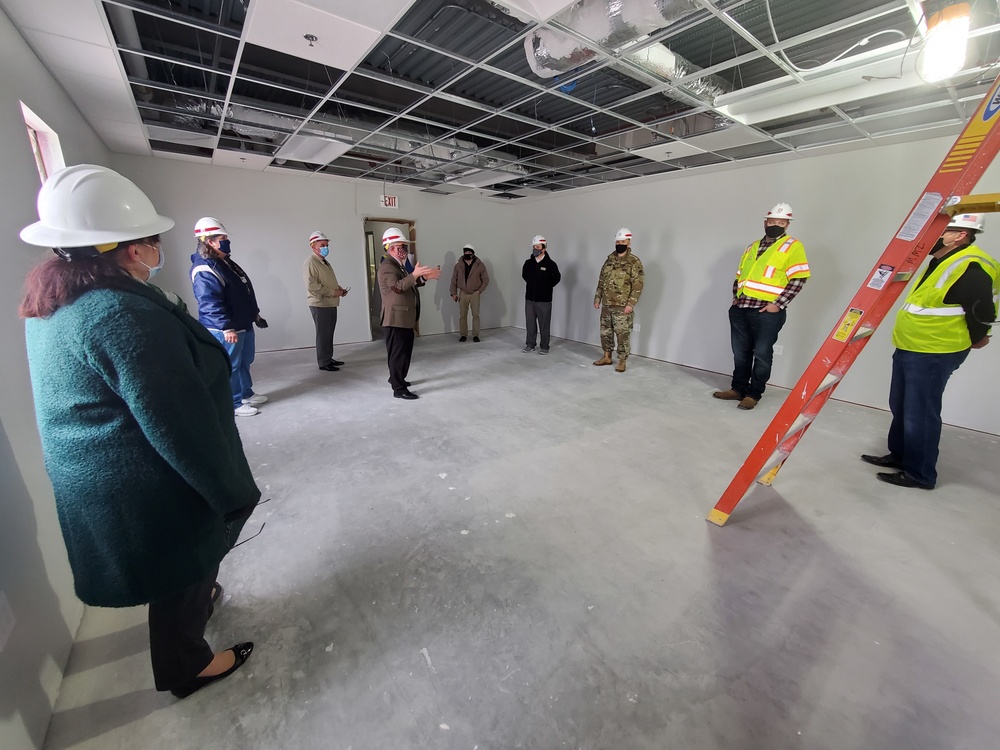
[[139, 245, 164, 279], [218, 238, 231, 255], [319, 246, 330, 258]]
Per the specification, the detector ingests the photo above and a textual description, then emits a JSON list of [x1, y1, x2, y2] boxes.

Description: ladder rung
[[780, 413, 815, 446], [755, 449, 790, 482], [893, 271, 914, 282], [851, 325, 876, 342], [814, 372, 842, 396]]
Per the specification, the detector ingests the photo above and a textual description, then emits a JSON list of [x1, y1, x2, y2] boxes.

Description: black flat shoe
[[330, 359, 345, 366], [171, 642, 254, 699], [318, 363, 340, 371], [473, 336, 481, 342], [861, 453, 902, 469], [394, 390, 419, 400], [876, 471, 933, 490]]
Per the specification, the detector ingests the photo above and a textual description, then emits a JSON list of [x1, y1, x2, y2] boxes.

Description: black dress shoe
[[473, 336, 481, 342], [171, 642, 254, 699], [459, 336, 467, 342], [394, 390, 419, 400], [876, 471, 933, 490], [861, 453, 902, 469], [330, 359, 345, 366], [318, 363, 340, 371]]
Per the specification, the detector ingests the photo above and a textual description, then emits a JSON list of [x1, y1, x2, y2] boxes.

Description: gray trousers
[[525, 300, 552, 350], [309, 306, 338, 366]]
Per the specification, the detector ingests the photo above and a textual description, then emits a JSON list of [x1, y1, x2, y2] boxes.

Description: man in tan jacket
[[450, 243, 490, 342], [378, 227, 440, 399], [304, 231, 348, 371]]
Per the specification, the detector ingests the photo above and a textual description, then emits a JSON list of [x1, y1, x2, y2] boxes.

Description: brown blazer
[[378, 254, 418, 328]]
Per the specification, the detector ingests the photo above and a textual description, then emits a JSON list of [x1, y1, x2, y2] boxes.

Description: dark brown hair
[[19, 247, 134, 319]]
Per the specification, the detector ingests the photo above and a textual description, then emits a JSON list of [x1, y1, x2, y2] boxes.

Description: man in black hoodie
[[522, 234, 562, 354]]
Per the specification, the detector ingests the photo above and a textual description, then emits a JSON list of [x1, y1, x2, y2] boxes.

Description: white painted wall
[[109, 156, 517, 349], [0, 6, 110, 748], [510, 138, 1000, 435]]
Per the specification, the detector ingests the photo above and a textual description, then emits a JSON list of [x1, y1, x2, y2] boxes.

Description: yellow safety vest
[[735, 236, 811, 303], [892, 244, 1000, 353]]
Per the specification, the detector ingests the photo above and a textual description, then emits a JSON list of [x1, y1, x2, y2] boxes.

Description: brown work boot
[[593, 351, 613, 366], [615, 358, 627, 372], [737, 396, 758, 410], [712, 389, 742, 400]]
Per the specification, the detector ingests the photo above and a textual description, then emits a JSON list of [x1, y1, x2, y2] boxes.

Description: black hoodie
[[522, 251, 562, 302]]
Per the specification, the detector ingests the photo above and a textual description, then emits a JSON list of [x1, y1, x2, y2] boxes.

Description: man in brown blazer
[[378, 227, 440, 399]]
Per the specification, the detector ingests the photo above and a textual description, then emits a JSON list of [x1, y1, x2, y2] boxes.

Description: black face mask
[[464, 253, 474, 261], [764, 224, 786, 239], [614, 244, 628, 254], [931, 238, 946, 253]]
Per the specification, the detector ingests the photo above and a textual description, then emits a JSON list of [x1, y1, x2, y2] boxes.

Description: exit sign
[[379, 194, 398, 209]]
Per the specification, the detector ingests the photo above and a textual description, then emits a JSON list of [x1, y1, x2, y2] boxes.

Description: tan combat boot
[[712, 389, 742, 400], [593, 351, 613, 366], [615, 358, 627, 373]]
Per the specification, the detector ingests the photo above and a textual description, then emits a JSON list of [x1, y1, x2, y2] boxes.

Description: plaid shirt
[[732, 235, 808, 309]]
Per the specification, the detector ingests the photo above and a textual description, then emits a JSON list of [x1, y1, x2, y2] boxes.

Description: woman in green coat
[[19, 165, 258, 699]]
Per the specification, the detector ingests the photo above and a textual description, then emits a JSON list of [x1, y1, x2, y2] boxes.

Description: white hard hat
[[463, 244, 475, 252], [19, 164, 174, 249], [532, 234, 546, 247], [947, 213, 985, 233], [194, 216, 227, 239], [615, 227, 633, 241], [382, 227, 409, 246], [765, 203, 794, 220], [308, 231, 328, 244]]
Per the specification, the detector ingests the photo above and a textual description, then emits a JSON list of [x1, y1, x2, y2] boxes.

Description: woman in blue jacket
[[19, 165, 258, 699], [191, 217, 268, 417]]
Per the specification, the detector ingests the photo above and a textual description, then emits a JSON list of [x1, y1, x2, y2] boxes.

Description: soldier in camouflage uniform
[[593, 227, 644, 372]]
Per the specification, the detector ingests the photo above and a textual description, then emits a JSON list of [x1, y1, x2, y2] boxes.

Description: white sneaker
[[234, 404, 260, 417], [242, 394, 268, 405]]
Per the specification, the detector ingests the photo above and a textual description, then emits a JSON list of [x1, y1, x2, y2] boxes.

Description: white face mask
[[138, 244, 164, 279]]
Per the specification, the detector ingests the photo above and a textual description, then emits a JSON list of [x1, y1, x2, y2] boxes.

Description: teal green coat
[[25, 280, 261, 607]]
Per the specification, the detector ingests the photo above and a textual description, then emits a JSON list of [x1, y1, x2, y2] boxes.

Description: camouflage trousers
[[600, 306, 633, 358]]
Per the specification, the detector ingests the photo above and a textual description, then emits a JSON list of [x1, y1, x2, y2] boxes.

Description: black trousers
[[525, 300, 552, 350], [384, 325, 414, 393], [147, 565, 219, 692], [309, 306, 338, 366]]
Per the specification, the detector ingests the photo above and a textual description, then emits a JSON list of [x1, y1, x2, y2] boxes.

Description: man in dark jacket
[[522, 234, 561, 354], [191, 217, 269, 416]]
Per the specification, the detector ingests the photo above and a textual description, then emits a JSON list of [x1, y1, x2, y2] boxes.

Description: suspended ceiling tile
[[2, 0, 108, 41], [55, 68, 139, 125], [22, 29, 122, 80], [275, 134, 354, 164], [90, 118, 145, 140], [101, 133, 151, 155], [212, 150, 274, 170], [684, 126, 769, 151], [631, 139, 706, 162], [246, 0, 381, 73], [293, 0, 416, 32], [145, 125, 219, 150]]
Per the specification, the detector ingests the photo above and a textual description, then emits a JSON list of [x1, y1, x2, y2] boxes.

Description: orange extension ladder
[[707, 73, 1000, 527]]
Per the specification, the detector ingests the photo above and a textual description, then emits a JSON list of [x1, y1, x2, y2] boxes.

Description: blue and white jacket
[[189, 252, 260, 331]]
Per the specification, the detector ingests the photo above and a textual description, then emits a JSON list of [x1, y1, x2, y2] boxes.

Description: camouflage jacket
[[595, 250, 644, 307]]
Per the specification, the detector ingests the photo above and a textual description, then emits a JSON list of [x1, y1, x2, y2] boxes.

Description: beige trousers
[[459, 291, 481, 336]]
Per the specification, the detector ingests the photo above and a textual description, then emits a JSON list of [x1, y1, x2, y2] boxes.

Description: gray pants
[[309, 306, 338, 366], [525, 300, 552, 351]]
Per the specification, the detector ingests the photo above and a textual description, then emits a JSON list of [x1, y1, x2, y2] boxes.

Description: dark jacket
[[25, 281, 261, 607], [522, 252, 562, 302], [190, 251, 260, 331], [378, 254, 419, 328]]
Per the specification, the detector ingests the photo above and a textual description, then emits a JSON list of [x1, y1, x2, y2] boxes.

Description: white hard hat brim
[[20, 214, 175, 248]]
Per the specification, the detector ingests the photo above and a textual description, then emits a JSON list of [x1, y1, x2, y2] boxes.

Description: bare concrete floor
[[43, 329, 1000, 750]]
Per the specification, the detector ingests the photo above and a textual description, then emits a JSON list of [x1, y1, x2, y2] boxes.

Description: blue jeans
[[211, 328, 256, 408], [728, 306, 786, 400], [887, 348, 968, 487]]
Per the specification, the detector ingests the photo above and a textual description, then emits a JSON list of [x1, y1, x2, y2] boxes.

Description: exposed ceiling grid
[[6, 0, 1000, 198]]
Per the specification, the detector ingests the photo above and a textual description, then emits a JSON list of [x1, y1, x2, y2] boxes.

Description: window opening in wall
[[20, 102, 65, 183]]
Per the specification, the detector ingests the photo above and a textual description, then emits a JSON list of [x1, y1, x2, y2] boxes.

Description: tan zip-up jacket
[[304, 253, 340, 307]]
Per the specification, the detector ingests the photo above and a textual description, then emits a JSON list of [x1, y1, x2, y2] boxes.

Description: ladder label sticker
[[866, 264, 895, 290], [984, 88, 1000, 121], [896, 193, 943, 241], [833, 308, 864, 342]]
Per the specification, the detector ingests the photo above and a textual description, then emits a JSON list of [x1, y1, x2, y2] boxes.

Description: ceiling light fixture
[[918, 2, 971, 82]]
